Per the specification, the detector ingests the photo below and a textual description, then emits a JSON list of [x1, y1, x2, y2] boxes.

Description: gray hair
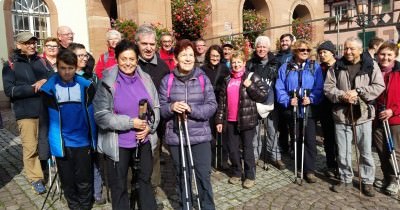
[[106, 29, 121, 40], [255, 36, 271, 47], [344, 37, 363, 50], [135, 24, 156, 42]]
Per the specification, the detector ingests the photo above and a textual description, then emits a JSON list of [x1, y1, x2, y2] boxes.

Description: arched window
[[11, 0, 51, 47]]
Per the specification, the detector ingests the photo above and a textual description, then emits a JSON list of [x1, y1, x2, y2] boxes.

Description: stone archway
[[292, 4, 311, 20], [242, 0, 271, 38]]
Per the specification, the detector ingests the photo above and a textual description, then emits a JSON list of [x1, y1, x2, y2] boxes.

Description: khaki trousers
[[17, 118, 44, 182]]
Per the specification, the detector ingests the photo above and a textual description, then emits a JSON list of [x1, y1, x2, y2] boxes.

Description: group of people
[[2, 22, 400, 210]]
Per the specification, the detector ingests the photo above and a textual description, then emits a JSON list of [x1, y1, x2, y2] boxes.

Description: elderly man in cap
[[221, 41, 234, 69], [2, 32, 54, 194]]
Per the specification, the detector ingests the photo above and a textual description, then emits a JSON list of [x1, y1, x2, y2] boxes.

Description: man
[[324, 37, 385, 197], [158, 32, 176, 71], [135, 24, 170, 194], [221, 42, 234, 69], [317, 41, 338, 178], [2, 32, 53, 194], [367, 37, 384, 61], [275, 33, 295, 67], [195, 38, 207, 67], [57, 26, 74, 49]]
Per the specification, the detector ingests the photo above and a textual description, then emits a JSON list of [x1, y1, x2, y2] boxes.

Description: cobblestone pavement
[[0, 108, 399, 210]]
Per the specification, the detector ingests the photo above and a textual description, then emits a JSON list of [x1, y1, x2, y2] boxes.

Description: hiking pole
[[181, 113, 201, 210], [293, 89, 298, 183], [262, 119, 269, 171], [300, 89, 310, 185], [219, 132, 223, 170], [178, 114, 190, 209], [41, 171, 58, 210], [215, 131, 218, 169], [350, 103, 362, 197], [382, 119, 400, 188]]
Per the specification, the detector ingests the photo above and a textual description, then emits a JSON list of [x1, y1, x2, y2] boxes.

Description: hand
[[290, 97, 298, 106], [216, 124, 223, 133], [243, 79, 252, 87], [302, 96, 310, 106], [136, 125, 150, 142], [171, 101, 191, 114], [133, 118, 148, 130], [379, 109, 393, 121], [32, 79, 47, 93]]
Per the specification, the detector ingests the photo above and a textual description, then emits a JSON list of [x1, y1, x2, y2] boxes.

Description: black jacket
[[2, 51, 53, 120], [215, 71, 267, 131], [201, 63, 230, 102], [138, 55, 170, 91], [246, 52, 279, 82]]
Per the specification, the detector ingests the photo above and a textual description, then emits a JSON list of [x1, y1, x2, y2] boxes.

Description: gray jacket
[[93, 66, 160, 161]]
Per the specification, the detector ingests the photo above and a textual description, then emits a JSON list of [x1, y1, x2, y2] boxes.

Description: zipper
[[52, 89, 64, 157], [84, 87, 94, 149]]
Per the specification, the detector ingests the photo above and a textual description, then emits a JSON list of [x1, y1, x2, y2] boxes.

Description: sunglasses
[[297, 48, 312, 53]]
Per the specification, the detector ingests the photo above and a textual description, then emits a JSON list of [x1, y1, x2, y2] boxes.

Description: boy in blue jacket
[[40, 49, 97, 209]]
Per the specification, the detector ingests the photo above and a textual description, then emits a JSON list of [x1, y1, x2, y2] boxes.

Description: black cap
[[317, 41, 336, 55]]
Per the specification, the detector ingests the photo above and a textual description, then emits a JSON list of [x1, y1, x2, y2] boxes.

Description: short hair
[[174, 39, 195, 58], [114, 39, 139, 60], [254, 36, 271, 48], [204, 45, 223, 65], [135, 24, 156, 42], [195, 38, 205, 45], [377, 41, 399, 57], [231, 50, 246, 62], [291, 39, 312, 52], [57, 26, 72, 35], [368, 37, 384, 49], [280, 33, 294, 42], [106, 29, 122, 40], [67, 43, 85, 52], [57, 49, 77, 67], [44, 37, 59, 46], [344, 37, 363, 50]]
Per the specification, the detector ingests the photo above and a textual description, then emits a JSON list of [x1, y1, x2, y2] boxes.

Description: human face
[[209, 49, 221, 66], [343, 41, 362, 64], [256, 43, 269, 59], [57, 27, 74, 47], [294, 44, 311, 63], [318, 50, 335, 64], [161, 35, 173, 51], [17, 39, 37, 55], [57, 60, 76, 83], [280, 36, 292, 51], [176, 47, 195, 74], [137, 33, 156, 61], [107, 35, 121, 49], [195, 41, 206, 55], [44, 41, 59, 57], [378, 48, 396, 68], [117, 49, 138, 76], [231, 57, 245, 72], [223, 46, 233, 60], [74, 48, 88, 70]]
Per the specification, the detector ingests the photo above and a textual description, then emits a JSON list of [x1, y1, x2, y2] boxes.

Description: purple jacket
[[159, 67, 217, 145]]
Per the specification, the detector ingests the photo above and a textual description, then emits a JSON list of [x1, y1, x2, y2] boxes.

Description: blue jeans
[[335, 121, 375, 184]]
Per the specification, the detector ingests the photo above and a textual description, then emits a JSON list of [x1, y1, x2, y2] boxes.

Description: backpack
[[166, 73, 205, 98]]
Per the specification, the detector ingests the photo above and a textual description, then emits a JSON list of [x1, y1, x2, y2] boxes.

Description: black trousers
[[226, 122, 256, 180], [170, 142, 215, 210], [278, 106, 290, 153], [56, 146, 93, 210], [319, 104, 337, 169], [106, 143, 156, 210], [288, 117, 317, 174]]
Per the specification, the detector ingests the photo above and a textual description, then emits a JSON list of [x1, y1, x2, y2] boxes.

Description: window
[[332, 3, 350, 20], [382, 0, 392, 13], [11, 0, 51, 48]]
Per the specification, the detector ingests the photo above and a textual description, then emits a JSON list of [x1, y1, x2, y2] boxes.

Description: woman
[[215, 51, 267, 189], [201, 45, 230, 169], [95, 29, 121, 79], [68, 43, 98, 85], [93, 39, 159, 209], [159, 39, 217, 210], [42, 37, 59, 71], [275, 39, 323, 183], [373, 41, 400, 195]]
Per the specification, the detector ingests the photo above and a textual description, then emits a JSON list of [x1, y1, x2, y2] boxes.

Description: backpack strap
[[199, 74, 205, 93], [39, 57, 52, 73], [167, 73, 174, 98], [7, 58, 14, 70], [247, 72, 254, 80], [103, 51, 109, 63]]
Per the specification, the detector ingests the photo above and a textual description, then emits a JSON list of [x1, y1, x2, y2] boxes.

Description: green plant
[[243, 9, 268, 43], [292, 18, 313, 41], [151, 22, 173, 47], [111, 19, 138, 42], [171, 0, 211, 40]]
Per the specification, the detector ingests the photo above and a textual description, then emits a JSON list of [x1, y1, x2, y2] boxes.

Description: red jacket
[[378, 61, 400, 125], [159, 48, 175, 71], [95, 48, 117, 79]]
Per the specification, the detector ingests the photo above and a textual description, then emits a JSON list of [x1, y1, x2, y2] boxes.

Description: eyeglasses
[[23, 41, 37, 46], [297, 48, 312, 53], [45, 45, 59, 48], [210, 54, 221, 58], [77, 54, 89, 59], [162, 40, 172, 44]]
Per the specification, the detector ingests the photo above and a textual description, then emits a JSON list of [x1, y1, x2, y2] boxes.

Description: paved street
[[0, 108, 399, 210]]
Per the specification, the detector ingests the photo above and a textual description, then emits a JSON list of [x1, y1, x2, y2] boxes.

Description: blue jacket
[[159, 67, 217, 146], [275, 59, 324, 118], [40, 74, 97, 157]]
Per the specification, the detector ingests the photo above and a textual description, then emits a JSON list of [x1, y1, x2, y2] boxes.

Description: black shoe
[[323, 167, 336, 178], [362, 184, 375, 197], [331, 182, 350, 193]]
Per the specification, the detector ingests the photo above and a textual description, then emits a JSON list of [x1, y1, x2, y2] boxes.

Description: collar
[[139, 55, 158, 65]]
